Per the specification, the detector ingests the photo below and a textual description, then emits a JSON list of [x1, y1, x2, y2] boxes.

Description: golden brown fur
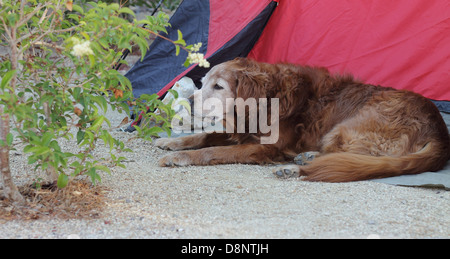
[[155, 58, 450, 182]]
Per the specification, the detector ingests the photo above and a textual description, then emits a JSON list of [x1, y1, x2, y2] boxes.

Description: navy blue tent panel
[[432, 100, 450, 114], [126, 0, 210, 98]]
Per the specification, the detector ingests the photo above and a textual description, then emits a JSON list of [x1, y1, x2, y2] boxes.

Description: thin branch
[[18, 25, 80, 47], [67, 77, 96, 90], [19, 0, 26, 19], [15, 3, 45, 29], [38, 8, 49, 25], [32, 41, 65, 51], [142, 27, 190, 52], [0, 16, 12, 42]]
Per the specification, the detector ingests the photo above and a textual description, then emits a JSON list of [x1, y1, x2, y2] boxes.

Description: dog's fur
[[155, 58, 450, 182]]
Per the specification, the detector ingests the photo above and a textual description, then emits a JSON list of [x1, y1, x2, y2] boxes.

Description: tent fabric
[[125, 0, 276, 99], [372, 112, 450, 190], [248, 0, 450, 102], [124, 0, 450, 188], [126, 0, 450, 112], [432, 100, 450, 113], [125, 0, 210, 99], [181, 0, 277, 89]]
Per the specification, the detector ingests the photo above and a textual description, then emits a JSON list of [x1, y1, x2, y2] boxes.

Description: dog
[[154, 58, 450, 182]]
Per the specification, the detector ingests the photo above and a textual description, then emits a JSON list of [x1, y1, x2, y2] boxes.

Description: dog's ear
[[230, 59, 316, 120], [235, 71, 269, 100], [272, 69, 316, 120], [232, 58, 269, 100]]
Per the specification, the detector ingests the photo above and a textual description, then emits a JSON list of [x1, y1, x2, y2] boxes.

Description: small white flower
[[70, 37, 81, 45], [188, 52, 210, 68], [191, 43, 202, 52], [71, 40, 94, 57], [199, 59, 210, 68]]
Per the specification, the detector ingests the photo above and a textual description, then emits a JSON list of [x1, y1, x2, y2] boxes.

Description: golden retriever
[[154, 58, 450, 182]]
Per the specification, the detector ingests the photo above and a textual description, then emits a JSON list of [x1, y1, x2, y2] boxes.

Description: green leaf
[[88, 116, 105, 132], [88, 54, 96, 68], [86, 167, 101, 185], [76, 130, 85, 145], [28, 146, 51, 156], [72, 86, 82, 101], [72, 4, 84, 14], [174, 30, 186, 46], [177, 99, 192, 113], [6, 133, 13, 146], [41, 132, 54, 146], [118, 34, 131, 49], [109, 3, 120, 11], [92, 95, 108, 112], [146, 126, 164, 137], [95, 165, 111, 174], [80, 31, 90, 41], [119, 7, 135, 17], [167, 89, 179, 99], [133, 36, 149, 60], [28, 156, 38, 165], [7, 13, 19, 26], [133, 125, 142, 135], [57, 173, 69, 189], [1, 70, 16, 89]]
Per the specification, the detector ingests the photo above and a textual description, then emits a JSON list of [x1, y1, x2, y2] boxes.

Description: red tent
[[249, 0, 450, 102], [126, 0, 450, 123]]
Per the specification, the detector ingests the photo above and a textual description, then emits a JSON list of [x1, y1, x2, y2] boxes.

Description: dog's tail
[[300, 142, 449, 182]]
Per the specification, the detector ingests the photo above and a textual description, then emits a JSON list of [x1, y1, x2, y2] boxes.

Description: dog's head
[[191, 58, 271, 121]]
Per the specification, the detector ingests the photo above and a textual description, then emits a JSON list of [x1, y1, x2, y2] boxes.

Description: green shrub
[[0, 0, 207, 203]]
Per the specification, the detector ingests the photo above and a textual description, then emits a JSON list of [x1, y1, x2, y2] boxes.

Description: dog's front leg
[[159, 144, 281, 166], [154, 132, 233, 151]]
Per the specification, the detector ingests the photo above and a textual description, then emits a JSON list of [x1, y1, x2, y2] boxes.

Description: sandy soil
[[0, 108, 449, 239]]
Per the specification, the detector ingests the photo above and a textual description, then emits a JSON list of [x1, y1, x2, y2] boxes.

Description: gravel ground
[[0, 108, 449, 239], [4, 3, 448, 241]]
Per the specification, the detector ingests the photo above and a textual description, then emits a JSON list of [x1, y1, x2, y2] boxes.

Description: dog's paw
[[154, 137, 184, 151], [294, 151, 320, 165], [272, 165, 301, 179], [159, 152, 192, 167]]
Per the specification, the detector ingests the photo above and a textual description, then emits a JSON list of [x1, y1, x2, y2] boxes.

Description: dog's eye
[[214, 84, 224, 90]]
